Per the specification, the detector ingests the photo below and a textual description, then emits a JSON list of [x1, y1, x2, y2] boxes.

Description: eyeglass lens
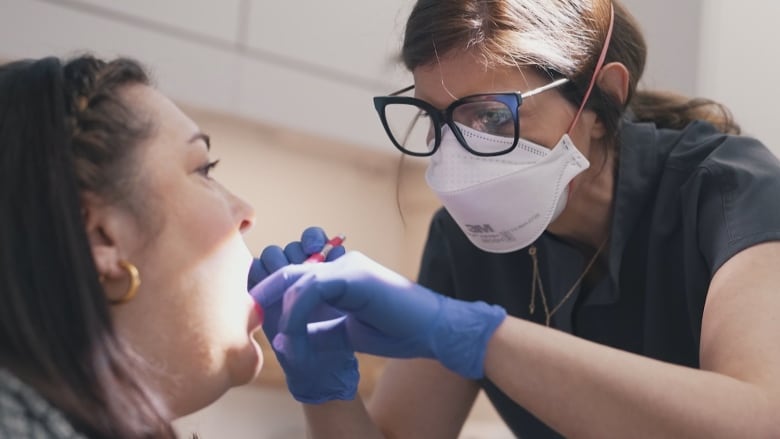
[[383, 96, 516, 155], [383, 103, 435, 155]]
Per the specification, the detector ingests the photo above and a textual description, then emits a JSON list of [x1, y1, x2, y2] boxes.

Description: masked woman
[[252, 0, 780, 437]]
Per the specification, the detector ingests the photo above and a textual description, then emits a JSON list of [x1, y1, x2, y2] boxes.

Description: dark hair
[[400, 0, 739, 147], [0, 56, 176, 438]]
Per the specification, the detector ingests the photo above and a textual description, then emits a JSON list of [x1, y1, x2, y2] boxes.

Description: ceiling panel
[[0, 0, 243, 123], [234, 53, 390, 150], [57, 0, 243, 42], [246, 0, 415, 91]]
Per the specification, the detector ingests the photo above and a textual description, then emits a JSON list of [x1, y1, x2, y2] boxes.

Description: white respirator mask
[[425, 125, 590, 253]]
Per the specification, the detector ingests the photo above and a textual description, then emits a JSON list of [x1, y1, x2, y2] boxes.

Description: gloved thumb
[[278, 277, 350, 336], [274, 316, 352, 356], [248, 263, 313, 310]]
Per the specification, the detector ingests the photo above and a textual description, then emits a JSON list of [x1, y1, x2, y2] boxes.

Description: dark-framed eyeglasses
[[372, 77, 569, 157]]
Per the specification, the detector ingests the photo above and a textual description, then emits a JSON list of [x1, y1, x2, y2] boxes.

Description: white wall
[[697, 0, 780, 153], [622, 0, 778, 154], [621, 0, 702, 95]]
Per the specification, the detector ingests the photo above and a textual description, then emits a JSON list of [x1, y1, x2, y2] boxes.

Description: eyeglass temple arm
[[389, 84, 415, 97], [388, 78, 568, 99], [519, 77, 570, 100]]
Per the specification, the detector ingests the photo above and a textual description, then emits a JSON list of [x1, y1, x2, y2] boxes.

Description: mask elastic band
[[566, 3, 616, 135]]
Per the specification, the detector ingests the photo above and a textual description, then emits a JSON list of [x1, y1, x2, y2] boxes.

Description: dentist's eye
[[457, 102, 514, 136]]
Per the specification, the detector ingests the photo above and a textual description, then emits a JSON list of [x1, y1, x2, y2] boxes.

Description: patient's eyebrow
[[188, 132, 211, 150]]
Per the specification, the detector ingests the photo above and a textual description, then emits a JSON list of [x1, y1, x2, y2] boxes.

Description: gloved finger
[[301, 227, 328, 254], [284, 241, 307, 264], [324, 245, 346, 262], [306, 304, 346, 323], [252, 264, 344, 340], [272, 332, 311, 366], [315, 252, 408, 311], [260, 245, 290, 274], [261, 307, 282, 338], [247, 258, 269, 290], [302, 252, 426, 334], [278, 276, 351, 336], [277, 252, 377, 336], [272, 323, 352, 363], [278, 252, 411, 334], [248, 263, 313, 310], [274, 290, 346, 325], [306, 316, 352, 352], [263, 304, 345, 359], [344, 318, 417, 358]]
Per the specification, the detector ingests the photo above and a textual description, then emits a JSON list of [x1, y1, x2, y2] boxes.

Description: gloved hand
[[247, 226, 345, 289], [248, 227, 352, 404], [254, 252, 507, 395]]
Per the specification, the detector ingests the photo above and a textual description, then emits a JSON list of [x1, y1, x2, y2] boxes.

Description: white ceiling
[[0, 0, 418, 151], [4, 0, 777, 156]]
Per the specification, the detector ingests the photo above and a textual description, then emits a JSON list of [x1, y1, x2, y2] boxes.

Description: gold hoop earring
[[109, 260, 141, 305]]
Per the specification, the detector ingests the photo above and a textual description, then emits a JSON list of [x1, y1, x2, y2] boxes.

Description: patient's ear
[[81, 192, 131, 281]]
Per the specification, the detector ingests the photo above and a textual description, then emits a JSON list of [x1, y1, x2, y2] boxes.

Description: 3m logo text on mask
[[465, 224, 494, 234], [425, 126, 590, 253]]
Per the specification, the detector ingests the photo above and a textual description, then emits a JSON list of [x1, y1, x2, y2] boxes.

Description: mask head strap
[[566, 3, 616, 135]]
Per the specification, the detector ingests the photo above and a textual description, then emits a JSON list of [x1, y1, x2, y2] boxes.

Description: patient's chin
[[227, 337, 264, 387]]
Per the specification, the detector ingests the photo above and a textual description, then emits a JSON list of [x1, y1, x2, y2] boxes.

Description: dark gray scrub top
[[417, 119, 780, 438]]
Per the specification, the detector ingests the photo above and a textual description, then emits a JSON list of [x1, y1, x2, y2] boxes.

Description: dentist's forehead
[[412, 53, 539, 108]]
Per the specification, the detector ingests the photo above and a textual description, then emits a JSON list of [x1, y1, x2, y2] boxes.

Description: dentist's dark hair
[[401, 0, 739, 145], [0, 55, 176, 438]]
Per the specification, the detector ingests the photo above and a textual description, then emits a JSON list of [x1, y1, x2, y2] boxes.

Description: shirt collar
[[586, 119, 672, 305]]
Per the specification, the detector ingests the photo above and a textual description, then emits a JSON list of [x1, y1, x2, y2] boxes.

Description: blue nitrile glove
[[248, 227, 352, 404], [257, 251, 507, 384], [247, 227, 345, 289], [250, 271, 358, 404]]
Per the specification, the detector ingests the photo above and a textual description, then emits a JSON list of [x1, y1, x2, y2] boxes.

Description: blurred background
[[1, 0, 778, 437]]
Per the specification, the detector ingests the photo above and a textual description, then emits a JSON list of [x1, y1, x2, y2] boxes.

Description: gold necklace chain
[[528, 238, 608, 327]]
